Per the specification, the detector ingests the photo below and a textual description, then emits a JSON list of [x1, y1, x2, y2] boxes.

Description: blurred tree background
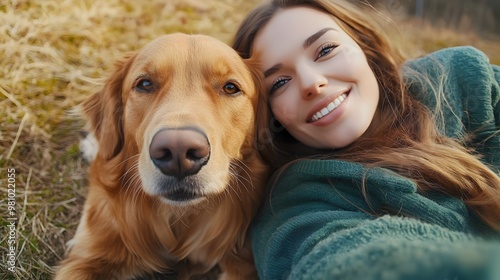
[[369, 0, 499, 38]]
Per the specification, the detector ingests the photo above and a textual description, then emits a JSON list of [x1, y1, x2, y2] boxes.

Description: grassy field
[[1, 0, 499, 279]]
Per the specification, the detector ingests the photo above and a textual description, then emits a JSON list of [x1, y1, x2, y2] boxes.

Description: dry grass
[[0, 1, 499, 279], [394, 19, 500, 65]]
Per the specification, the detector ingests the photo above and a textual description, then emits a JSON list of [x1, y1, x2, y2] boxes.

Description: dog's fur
[[55, 34, 268, 280]]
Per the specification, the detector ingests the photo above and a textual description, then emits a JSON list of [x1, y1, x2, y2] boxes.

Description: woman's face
[[253, 7, 379, 149]]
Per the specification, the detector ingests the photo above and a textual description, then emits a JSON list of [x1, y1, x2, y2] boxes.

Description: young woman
[[232, 0, 500, 279]]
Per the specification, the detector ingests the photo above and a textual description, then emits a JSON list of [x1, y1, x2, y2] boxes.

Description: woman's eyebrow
[[263, 28, 335, 78], [303, 27, 335, 49], [264, 63, 283, 78]]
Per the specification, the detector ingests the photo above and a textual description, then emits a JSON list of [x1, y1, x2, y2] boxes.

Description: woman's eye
[[316, 43, 338, 60], [223, 82, 241, 95], [270, 78, 290, 95], [135, 78, 155, 93]]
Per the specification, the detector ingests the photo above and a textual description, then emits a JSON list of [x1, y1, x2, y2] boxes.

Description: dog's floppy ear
[[81, 52, 137, 160], [243, 57, 269, 148], [243, 56, 266, 113]]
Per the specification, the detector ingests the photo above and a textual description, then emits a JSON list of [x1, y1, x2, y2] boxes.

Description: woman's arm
[[404, 46, 500, 173], [251, 160, 500, 279]]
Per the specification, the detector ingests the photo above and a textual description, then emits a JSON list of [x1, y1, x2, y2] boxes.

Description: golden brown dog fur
[[54, 34, 268, 280]]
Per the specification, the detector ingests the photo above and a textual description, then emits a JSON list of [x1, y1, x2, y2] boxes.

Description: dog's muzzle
[[149, 127, 211, 201]]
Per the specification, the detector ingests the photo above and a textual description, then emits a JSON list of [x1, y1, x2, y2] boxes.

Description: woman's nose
[[298, 65, 327, 99]]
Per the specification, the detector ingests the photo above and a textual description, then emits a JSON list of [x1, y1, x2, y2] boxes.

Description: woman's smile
[[308, 89, 350, 123]]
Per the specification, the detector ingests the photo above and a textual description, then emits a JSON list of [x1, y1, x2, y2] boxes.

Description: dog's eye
[[223, 82, 241, 96], [135, 78, 155, 93]]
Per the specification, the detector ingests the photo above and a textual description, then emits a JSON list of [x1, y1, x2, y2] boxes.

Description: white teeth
[[310, 93, 347, 122]]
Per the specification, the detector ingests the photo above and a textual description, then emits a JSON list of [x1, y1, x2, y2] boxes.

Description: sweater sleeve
[[403, 46, 500, 173], [251, 160, 500, 280]]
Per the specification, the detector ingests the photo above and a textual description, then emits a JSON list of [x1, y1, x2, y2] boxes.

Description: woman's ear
[[81, 52, 137, 160]]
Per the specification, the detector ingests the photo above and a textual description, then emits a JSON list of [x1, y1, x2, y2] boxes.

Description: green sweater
[[251, 47, 500, 280]]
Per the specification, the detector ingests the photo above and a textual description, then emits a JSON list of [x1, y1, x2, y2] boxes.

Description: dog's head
[[82, 33, 263, 206]]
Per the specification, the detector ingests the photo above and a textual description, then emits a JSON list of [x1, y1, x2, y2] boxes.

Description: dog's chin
[[159, 189, 207, 206], [141, 175, 214, 206]]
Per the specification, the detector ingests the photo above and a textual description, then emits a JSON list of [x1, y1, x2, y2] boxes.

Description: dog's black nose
[[149, 128, 210, 179]]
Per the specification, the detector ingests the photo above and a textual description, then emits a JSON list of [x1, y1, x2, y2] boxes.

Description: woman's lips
[[307, 89, 350, 123]]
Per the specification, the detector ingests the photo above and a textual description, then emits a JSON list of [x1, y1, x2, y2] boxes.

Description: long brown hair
[[232, 0, 500, 230]]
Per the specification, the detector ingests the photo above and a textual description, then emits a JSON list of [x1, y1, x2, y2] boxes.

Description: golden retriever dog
[[55, 33, 268, 280]]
